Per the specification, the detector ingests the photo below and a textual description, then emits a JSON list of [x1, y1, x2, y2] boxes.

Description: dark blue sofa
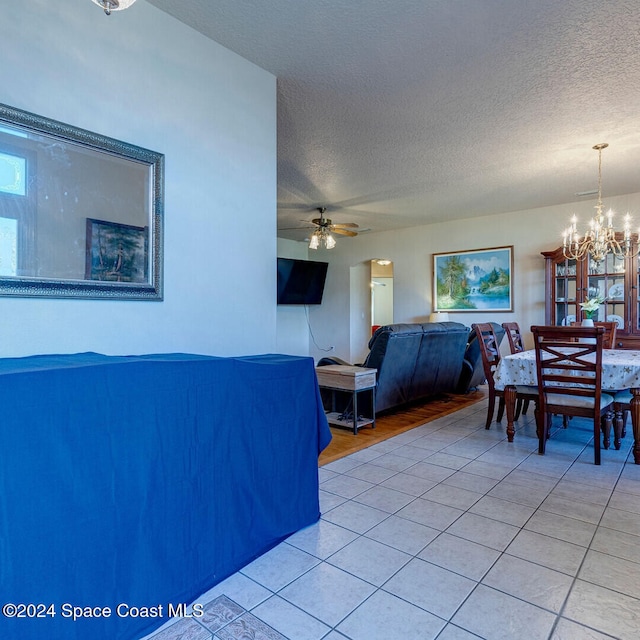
[[319, 321, 470, 413]]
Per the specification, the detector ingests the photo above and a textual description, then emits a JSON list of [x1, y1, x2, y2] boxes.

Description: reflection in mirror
[[0, 104, 163, 299], [371, 259, 393, 333]]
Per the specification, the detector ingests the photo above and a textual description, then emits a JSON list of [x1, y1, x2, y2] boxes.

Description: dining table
[[494, 348, 640, 464]]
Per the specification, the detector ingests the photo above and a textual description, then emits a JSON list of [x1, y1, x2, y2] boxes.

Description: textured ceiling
[[146, 0, 640, 242]]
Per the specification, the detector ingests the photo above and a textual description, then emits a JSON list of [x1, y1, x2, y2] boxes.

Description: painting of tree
[[433, 246, 513, 312]]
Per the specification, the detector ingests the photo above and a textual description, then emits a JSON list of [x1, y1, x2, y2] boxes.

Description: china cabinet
[[542, 242, 640, 349]]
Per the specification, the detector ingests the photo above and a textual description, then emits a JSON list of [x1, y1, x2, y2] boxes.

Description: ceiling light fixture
[[91, 0, 137, 15], [563, 143, 639, 263], [309, 228, 336, 250], [305, 207, 358, 249]]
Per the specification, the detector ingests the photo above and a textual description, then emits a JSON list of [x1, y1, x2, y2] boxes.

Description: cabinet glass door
[[587, 253, 625, 330], [636, 256, 640, 332], [554, 258, 577, 325]]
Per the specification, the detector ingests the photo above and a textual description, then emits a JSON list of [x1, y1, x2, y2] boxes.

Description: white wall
[[308, 192, 640, 363], [0, 0, 276, 357], [276, 239, 310, 354], [275, 238, 339, 357]]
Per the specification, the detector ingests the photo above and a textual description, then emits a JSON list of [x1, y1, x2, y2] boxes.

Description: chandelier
[[91, 0, 137, 15], [309, 228, 336, 250], [563, 143, 638, 263]]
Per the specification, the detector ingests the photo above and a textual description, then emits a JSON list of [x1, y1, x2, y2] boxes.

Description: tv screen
[[277, 257, 328, 305]]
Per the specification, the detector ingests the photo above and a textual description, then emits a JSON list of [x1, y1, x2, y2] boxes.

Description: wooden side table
[[316, 365, 377, 434]]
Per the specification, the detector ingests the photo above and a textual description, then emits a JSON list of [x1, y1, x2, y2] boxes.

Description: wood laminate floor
[[319, 388, 488, 466]]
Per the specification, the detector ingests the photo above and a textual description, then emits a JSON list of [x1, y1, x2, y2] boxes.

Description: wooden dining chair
[[502, 322, 530, 419], [602, 389, 630, 450], [473, 323, 537, 431], [594, 321, 617, 349], [597, 321, 628, 447], [531, 325, 614, 465], [569, 321, 625, 445], [593, 321, 625, 445], [502, 322, 526, 353], [569, 321, 616, 348]]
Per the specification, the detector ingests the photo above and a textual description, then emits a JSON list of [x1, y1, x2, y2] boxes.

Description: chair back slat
[[502, 322, 525, 354]]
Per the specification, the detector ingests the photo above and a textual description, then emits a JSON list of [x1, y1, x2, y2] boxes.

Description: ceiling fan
[[311, 207, 359, 236], [281, 207, 359, 249]]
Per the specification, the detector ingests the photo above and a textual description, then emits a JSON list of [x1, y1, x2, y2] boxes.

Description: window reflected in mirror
[[0, 216, 17, 276], [0, 151, 26, 196]]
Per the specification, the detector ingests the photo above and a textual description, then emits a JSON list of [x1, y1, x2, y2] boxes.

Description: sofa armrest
[[456, 357, 486, 393]]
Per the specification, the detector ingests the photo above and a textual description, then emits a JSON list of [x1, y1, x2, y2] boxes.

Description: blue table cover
[[0, 352, 331, 640]]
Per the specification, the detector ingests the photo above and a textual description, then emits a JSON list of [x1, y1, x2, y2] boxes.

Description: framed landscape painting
[[433, 246, 513, 312]]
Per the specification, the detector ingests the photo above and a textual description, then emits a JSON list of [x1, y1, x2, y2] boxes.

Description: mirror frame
[[0, 103, 164, 300]]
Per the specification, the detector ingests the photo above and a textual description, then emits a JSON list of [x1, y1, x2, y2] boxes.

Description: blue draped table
[[0, 352, 331, 640]]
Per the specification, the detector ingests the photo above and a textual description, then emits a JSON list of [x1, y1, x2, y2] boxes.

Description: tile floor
[[142, 400, 640, 640]]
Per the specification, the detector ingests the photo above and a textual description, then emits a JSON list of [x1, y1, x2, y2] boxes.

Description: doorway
[[371, 259, 393, 334]]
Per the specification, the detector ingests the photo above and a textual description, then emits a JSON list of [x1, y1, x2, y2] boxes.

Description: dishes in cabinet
[[561, 315, 576, 326], [589, 262, 604, 275], [608, 283, 624, 300], [608, 315, 624, 329]]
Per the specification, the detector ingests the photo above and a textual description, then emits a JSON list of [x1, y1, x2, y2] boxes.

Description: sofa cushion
[[411, 322, 468, 398], [365, 326, 423, 410]]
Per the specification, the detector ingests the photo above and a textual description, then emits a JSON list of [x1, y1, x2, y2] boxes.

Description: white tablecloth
[[494, 349, 640, 391]]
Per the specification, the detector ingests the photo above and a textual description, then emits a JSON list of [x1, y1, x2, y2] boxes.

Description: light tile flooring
[[143, 400, 640, 640]]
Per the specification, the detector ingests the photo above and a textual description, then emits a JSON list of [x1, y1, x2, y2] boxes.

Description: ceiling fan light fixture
[[91, 0, 137, 15], [308, 227, 336, 250], [289, 206, 358, 248]]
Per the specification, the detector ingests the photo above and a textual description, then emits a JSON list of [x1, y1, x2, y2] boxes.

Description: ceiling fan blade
[[279, 226, 316, 231], [331, 222, 359, 229], [331, 228, 358, 237]]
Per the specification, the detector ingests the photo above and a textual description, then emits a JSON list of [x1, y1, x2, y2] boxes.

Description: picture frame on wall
[[85, 218, 148, 283], [433, 245, 513, 312]]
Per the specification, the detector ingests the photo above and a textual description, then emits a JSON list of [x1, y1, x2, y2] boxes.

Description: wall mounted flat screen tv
[[277, 257, 328, 305]]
